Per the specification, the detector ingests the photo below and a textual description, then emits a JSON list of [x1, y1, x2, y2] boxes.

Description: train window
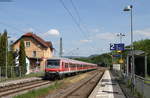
[[47, 60, 60, 68]]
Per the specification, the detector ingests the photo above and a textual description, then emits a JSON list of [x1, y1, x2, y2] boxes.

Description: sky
[[0, 0, 150, 56]]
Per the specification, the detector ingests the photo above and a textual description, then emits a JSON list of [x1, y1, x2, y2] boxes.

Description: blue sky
[[0, 0, 150, 56]]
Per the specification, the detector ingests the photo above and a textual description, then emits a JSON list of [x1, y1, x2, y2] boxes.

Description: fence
[[112, 69, 150, 98], [123, 73, 150, 98], [0, 66, 27, 82], [134, 75, 150, 98]]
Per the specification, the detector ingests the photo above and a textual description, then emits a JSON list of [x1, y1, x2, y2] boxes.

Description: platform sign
[[112, 55, 121, 57], [115, 43, 125, 51], [110, 43, 116, 50], [119, 59, 124, 64], [110, 43, 125, 51], [113, 64, 121, 71]]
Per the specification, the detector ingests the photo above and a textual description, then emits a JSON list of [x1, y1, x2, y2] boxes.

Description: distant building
[[12, 32, 53, 72]]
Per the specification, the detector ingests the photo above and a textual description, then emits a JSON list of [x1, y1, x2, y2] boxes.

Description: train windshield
[[47, 60, 60, 68]]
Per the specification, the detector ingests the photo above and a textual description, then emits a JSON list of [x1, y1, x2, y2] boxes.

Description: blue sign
[[110, 43, 116, 50], [115, 43, 124, 51], [110, 43, 125, 51], [113, 55, 121, 57]]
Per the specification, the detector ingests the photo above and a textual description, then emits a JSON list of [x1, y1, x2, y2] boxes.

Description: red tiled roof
[[45, 41, 52, 47], [13, 32, 53, 49]]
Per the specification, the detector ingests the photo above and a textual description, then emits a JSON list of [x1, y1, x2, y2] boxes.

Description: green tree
[[0, 30, 8, 76], [7, 51, 15, 77], [0, 33, 2, 73], [19, 39, 27, 75], [74, 53, 112, 67]]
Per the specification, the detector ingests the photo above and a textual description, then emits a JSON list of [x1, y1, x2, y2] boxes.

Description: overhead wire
[[59, 0, 100, 56], [69, 0, 98, 51], [69, 0, 95, 42], [70, 0, 81, 23], [58, 0, 88, 39]]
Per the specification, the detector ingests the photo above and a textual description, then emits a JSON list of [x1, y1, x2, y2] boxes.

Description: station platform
[[89, 70, 125, 98]]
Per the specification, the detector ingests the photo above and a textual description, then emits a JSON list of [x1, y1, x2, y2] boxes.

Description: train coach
[[44, 58, 97, 79]]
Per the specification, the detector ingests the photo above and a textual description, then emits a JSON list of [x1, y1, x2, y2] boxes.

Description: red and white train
[[45, 58, 97, 79]]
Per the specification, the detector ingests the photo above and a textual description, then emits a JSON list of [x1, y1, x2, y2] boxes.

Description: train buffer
[[89, 70, 125, 98]]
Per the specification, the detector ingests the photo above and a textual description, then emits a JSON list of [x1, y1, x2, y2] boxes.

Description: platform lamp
[[117, 33, 125, 43], [123, 5, 135, 91]]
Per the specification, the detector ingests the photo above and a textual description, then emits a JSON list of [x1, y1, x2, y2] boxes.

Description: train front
[[45, 59, 61, 79]]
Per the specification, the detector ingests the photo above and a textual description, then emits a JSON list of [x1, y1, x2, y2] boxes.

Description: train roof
[[47, 57, 97, 66]]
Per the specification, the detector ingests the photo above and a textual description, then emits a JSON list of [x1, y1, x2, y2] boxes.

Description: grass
[[144, 76, 150, 84], [13, 81, 62, 98], [0, 72, 44, 83], [13, 71, 91, 98]]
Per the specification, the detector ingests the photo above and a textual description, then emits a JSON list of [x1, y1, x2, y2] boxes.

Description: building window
[[26, 41, 30, 47], [33, 51, 36, 57]]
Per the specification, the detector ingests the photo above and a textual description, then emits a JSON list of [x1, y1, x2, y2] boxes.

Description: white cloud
[[95, 32, 116, 40], [90, 28, 100, 33], [134, 28, 150, 37], [45, 29, 60, 36], [79, 39, 92, 43]]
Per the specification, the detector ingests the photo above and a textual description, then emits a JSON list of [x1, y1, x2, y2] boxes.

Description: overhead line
[[59, 0, 87, 38], [69, 0, 98, 49], [70, 0, 81, 23], [59, 0, 99, 56], [70, 0, 93, 40]]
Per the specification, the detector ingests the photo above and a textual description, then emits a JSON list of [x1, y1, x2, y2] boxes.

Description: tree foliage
[[74, 53, 112, 67], [19, 39, 27, 75], [0, 30, 8, 76]]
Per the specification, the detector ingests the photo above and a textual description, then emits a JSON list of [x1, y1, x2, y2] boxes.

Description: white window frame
[[26, 41, 30, 47]]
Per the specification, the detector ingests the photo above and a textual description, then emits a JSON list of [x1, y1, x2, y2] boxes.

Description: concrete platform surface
[[89, 70, 125, 98]]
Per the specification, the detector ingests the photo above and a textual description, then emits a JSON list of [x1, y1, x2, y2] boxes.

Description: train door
[[64, 63, 69, 71], [68, 63, 71, 72]]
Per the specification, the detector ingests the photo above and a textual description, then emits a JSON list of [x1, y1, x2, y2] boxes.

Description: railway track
[[0, 80, 52, 97], [46, 69, 105, 98], [63, 69, 104, 98], [0, 68, 105, 98]]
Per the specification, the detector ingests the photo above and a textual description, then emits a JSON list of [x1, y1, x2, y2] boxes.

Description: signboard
[[110, 43, 116, 50], [110, 43, 125, 51], [115, 43, 124, 51], [119, 59, 124, 64], [113, 64, 121, 71], [112, 55, 121, 57]]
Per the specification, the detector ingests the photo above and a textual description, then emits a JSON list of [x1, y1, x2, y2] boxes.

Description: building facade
[[12, 32, 53, 72]]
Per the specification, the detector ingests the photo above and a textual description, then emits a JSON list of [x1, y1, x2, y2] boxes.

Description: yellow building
[[12, 32, 53, 72]]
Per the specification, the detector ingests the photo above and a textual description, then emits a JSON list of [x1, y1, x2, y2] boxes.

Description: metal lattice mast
[[59, 37, 63, 57]]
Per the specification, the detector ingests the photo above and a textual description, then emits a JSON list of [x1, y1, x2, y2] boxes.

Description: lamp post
[[117, 33, 125, 73], [123, 5, 135, 90], [117, 33, 125, 43]]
